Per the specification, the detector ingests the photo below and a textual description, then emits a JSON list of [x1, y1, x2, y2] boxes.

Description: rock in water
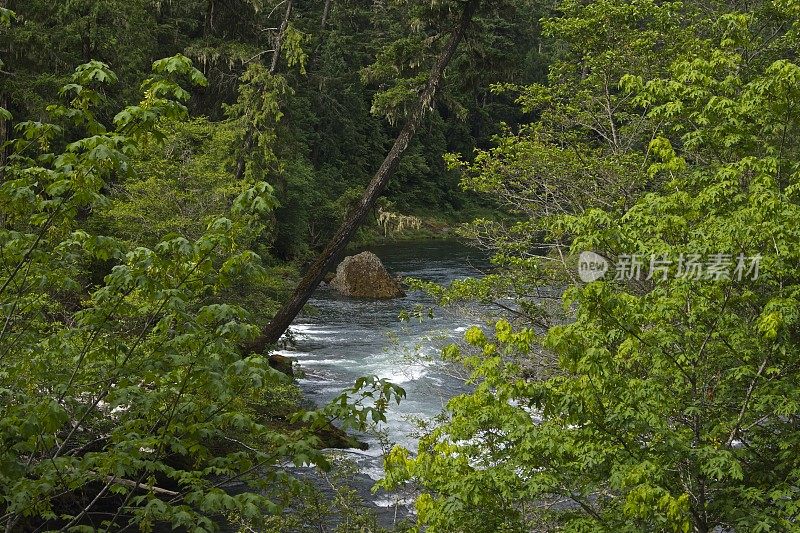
[[268, 353, 294, 377], [330, 251, 405, 299]]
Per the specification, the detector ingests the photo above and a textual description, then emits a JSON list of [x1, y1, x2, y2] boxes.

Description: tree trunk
[[0, 94, 7, 166], [321, 0, 332, 30], [234, 0, 293, 181], [271, 0, 293, 74], [1, 1, 7, 165], [204, 0, 214, 37], [82, 21, 92, 63], [233, 130, 253, 181], [247, 0, 481, 354]]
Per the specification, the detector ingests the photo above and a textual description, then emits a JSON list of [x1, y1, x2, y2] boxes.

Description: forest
[[1, 0, 800, 531]]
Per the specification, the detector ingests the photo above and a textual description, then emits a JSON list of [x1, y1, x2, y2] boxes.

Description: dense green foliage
[[0, 52, 408, 530], [5, 0, 800, 531], [0, 0, 544, 530], [1, 0, 544, 257], [382, 0, 800, 531]]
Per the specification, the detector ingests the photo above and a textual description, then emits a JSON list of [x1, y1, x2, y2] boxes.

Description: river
[[274, 239, 489, 517]]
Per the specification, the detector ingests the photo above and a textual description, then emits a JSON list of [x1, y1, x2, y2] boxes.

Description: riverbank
[[349, 205, 507, 247]]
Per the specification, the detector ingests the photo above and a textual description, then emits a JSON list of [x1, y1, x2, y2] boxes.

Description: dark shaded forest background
[[2, 0, 544, 261]]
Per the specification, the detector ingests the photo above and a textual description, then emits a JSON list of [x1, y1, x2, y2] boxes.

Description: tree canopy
[[381, 0, 800, 531], [3, 0, 800, 530]]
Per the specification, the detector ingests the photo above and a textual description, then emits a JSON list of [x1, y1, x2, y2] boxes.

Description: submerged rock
[[315, 423, 369, 451], [330, 251, 405, 299], [269, 353, 294, 377]]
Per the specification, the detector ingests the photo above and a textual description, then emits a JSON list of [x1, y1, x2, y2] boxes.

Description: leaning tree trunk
[[248, 0, 481, 354]]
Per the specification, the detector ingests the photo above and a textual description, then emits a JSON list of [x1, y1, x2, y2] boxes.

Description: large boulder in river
[[330, 251, 405, 299]]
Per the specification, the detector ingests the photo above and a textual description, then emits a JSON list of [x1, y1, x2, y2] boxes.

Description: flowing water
[[275, 239, 489, 514]]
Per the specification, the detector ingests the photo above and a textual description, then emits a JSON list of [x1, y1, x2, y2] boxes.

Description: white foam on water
[[374, 363, 428, 384], [289, 323, 320, 332], [304, 358, 358, 365], [341, 446, 384, 458], [372, 496, 415, 508], [288, 324, 348, 339], [290, 353, 318, 360], [362, 464, 387, 481], [297, 378, 331, 386], [272, 349, 293, 356], [371, 499, 393, 508], [358, 346, 436, 385]]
